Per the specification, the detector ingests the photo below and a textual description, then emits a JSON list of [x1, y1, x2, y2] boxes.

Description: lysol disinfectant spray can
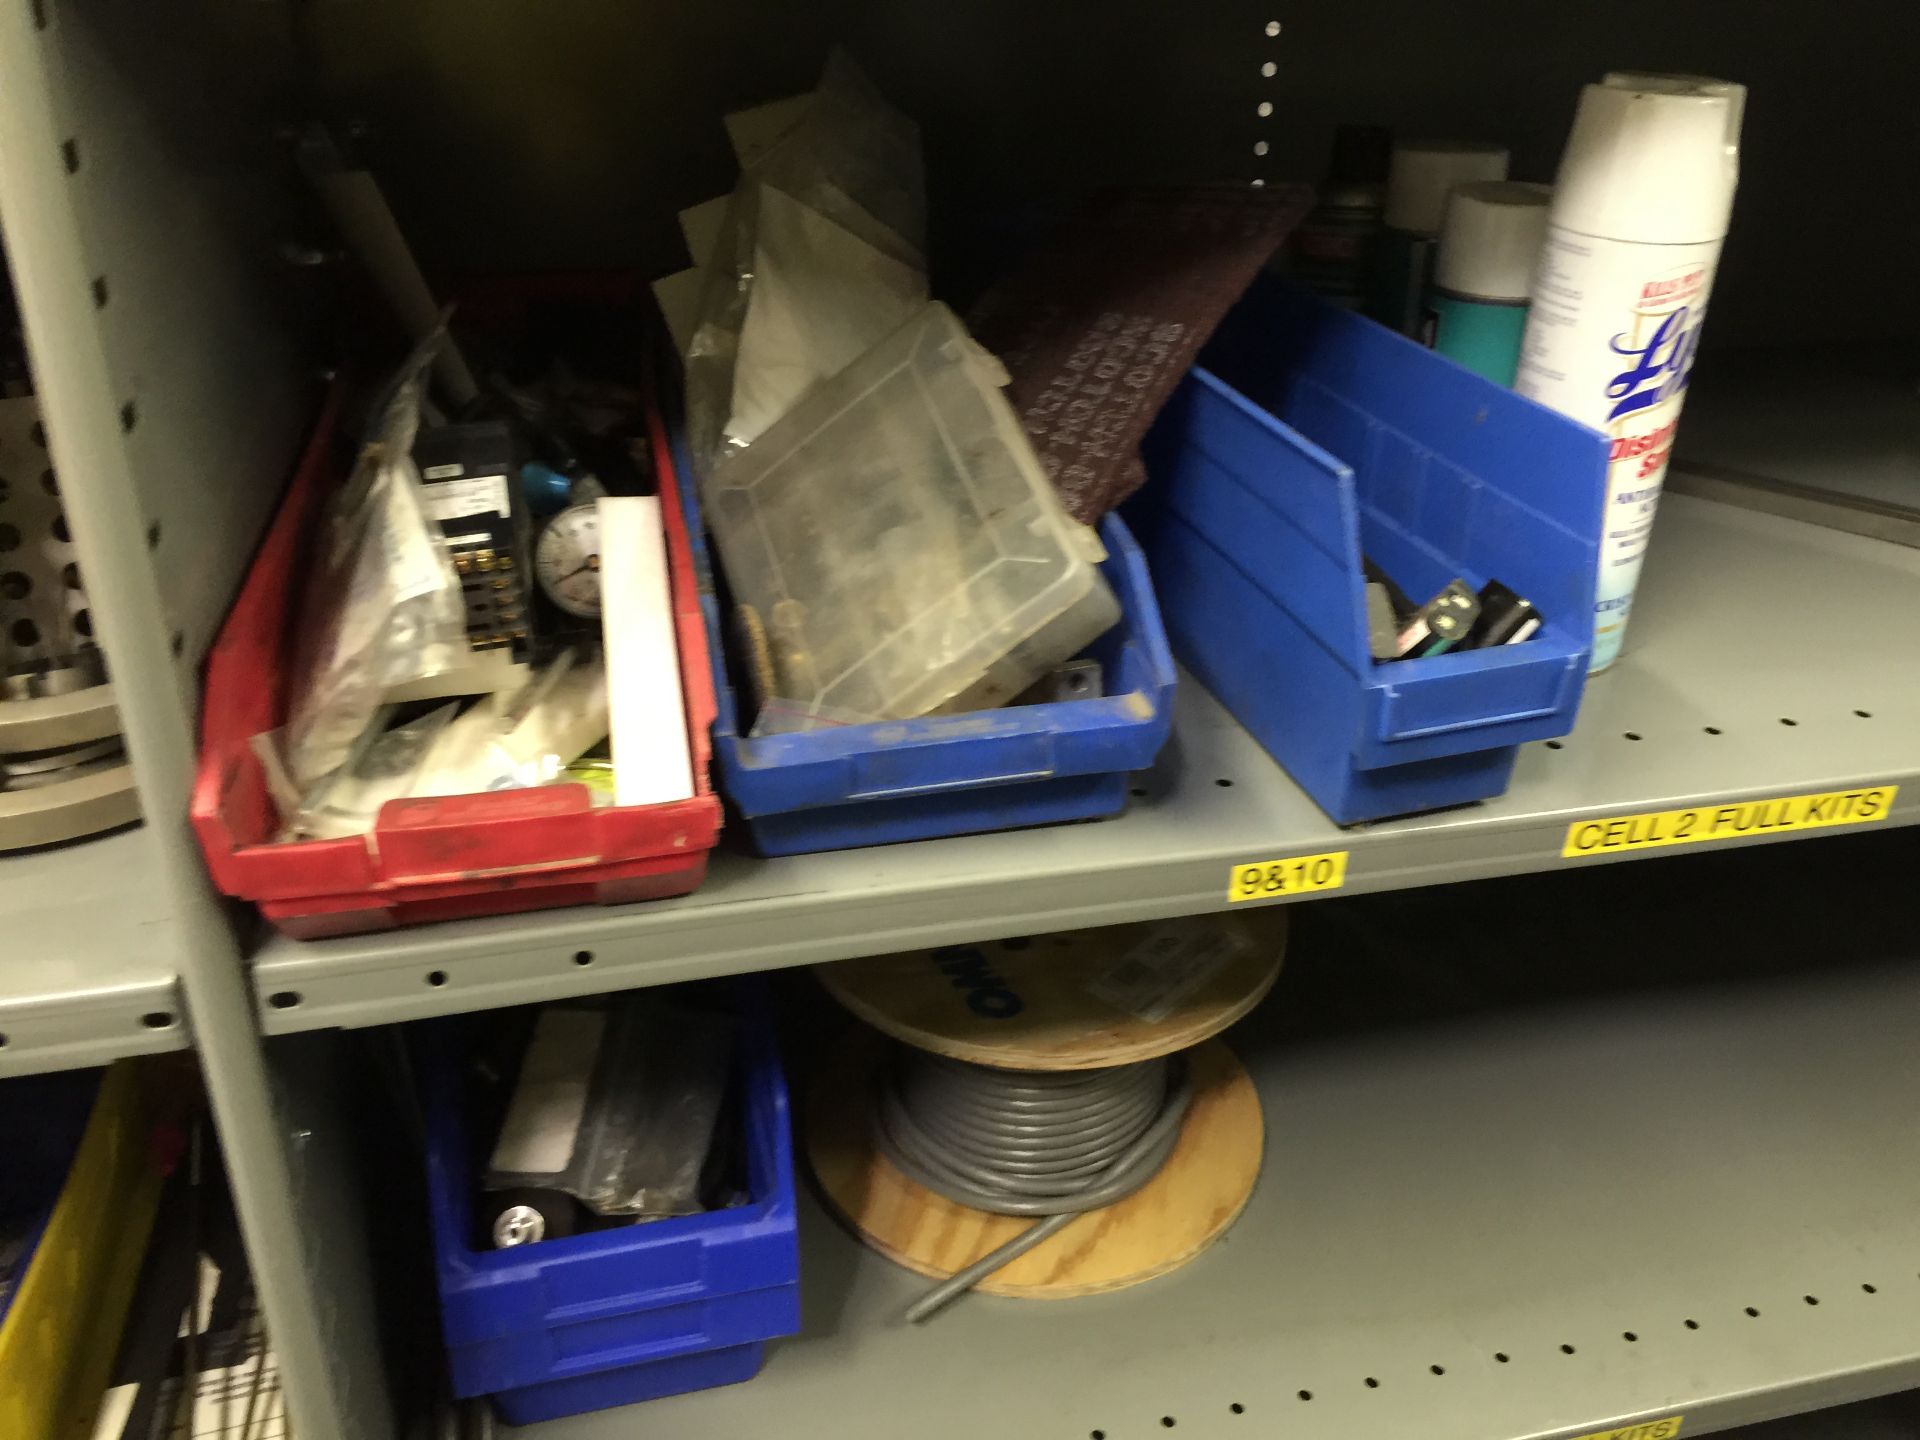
[[1515, 74, 1743, 672]]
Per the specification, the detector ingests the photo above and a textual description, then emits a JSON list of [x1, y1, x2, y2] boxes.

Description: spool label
[[1227, 851, 1349, 902], [1561, 786, 1897, 858], [1088, 924, 1249, 1022], [929, 946, 1026, 1019], [1566, 1418, 1683, 1440]]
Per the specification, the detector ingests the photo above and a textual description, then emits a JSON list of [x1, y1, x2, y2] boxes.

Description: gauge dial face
[[534, 505, 602, 618]]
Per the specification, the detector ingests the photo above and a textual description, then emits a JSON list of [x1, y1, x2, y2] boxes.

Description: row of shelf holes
[[1165, 707, 1876, 774], [54, 120, 153, 587], [0, 1010, 174, 1051], [416, 950, 595, 989], [1087, 1286, 1896, 1435], [1545, 709, 1874, 750], [1251, 21, 1279, 176], [266, 950, 600, 1013]]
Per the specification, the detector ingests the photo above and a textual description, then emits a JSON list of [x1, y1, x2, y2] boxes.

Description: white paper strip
[[599, 496, 694, 807]]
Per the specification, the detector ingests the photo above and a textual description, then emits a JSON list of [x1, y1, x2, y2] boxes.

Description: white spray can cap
[[1552, 75, 1744, 244], [1383, 140, 1510, 235], [1434, 181, 1552, 301], [1601, 71, 1747, 178]]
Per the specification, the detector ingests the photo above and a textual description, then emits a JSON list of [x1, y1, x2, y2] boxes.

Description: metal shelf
[[251, 493, 1920, 1033], [0, 826, 186, 1075], [512, 957, 1920, 1440]]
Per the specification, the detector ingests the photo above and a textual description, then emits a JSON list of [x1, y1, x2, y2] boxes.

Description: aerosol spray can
[[1288, 124, 1393, 310], [1370, 140, 1509, 336], [1428, 181, 1551, 385], [1515, 74, 1744, 672]]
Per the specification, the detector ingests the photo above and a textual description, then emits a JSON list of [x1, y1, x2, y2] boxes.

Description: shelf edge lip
[[248, 784, 1918, 1035], [0, 974, 189, 1077]]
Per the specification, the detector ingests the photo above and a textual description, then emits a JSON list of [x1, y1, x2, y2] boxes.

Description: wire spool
[[877, 1048, 1194, 1321], [808, 913, 1284, 1319], [815, 910, 1288, 1071]]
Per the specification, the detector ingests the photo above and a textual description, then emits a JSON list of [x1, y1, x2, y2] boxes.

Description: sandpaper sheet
[[969, 183, 1315, 524]]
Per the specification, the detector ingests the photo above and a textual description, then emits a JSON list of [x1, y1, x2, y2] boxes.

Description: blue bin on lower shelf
[[1132, 278, 1608, 825], [421, 1007, 800, 1425], [667, 430, 1178, 857]]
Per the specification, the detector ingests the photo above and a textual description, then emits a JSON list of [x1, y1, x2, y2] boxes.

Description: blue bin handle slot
[[843, 720, 1060, 799], [1372, 698, 1562, 741], [544, 1327, 722, 1380], [545, 1278, 709, 1323], [1361, 640, 1587, 760]]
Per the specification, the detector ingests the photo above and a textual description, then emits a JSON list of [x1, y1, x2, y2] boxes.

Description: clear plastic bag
[[723, 186, 926, 453], [686, 50, 928, 469], [409, 649, 610, 798], [484, 995, 737, 1220], [275, 702, 458, 841], [258, 650, 611, 839], [282, 335, 469, 793]]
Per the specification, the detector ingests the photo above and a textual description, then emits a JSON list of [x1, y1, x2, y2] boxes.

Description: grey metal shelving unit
[[1, 2, 1917, 1439], [252, 492, 1920, 1033], [515, 959, 1920, 1440], [0, 1, 389, 1436]]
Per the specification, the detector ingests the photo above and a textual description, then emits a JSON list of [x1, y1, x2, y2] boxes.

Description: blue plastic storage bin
[[421, 1007, 800, 1424], [1133, 278, 1608, 824], [667, 429, 1179, 856]]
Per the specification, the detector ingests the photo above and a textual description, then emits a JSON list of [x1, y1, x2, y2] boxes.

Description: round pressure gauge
[[533, 504, 602, 619]]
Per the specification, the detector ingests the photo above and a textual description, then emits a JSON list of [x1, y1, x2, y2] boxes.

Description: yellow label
[[1566, 1417, 1684, 1440], [1227, 850, 1349, 902], [1562, 785, 1898, 859]]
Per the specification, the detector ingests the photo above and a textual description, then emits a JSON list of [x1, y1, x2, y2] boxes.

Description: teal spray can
[[1426, 181, 1551, 386]]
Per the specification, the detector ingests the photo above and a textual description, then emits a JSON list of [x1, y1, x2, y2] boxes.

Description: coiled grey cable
[[874, 1048, 1194, 1322]]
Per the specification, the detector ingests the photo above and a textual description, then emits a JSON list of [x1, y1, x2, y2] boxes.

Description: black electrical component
[[1364, 556, 1541, 661], [414, 420, 534, 663], [1465, 579, 1542, 648], [1399, 579, 1480, 658]]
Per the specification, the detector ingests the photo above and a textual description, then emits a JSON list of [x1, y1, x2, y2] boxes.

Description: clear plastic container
[[703, 302, 1119, 728]]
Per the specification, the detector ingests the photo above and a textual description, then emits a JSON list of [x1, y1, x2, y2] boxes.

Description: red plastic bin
[[191, 375, 722, 939]]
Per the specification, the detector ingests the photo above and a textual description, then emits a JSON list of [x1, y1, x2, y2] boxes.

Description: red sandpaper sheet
[[969, 183, 1315, 524]]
